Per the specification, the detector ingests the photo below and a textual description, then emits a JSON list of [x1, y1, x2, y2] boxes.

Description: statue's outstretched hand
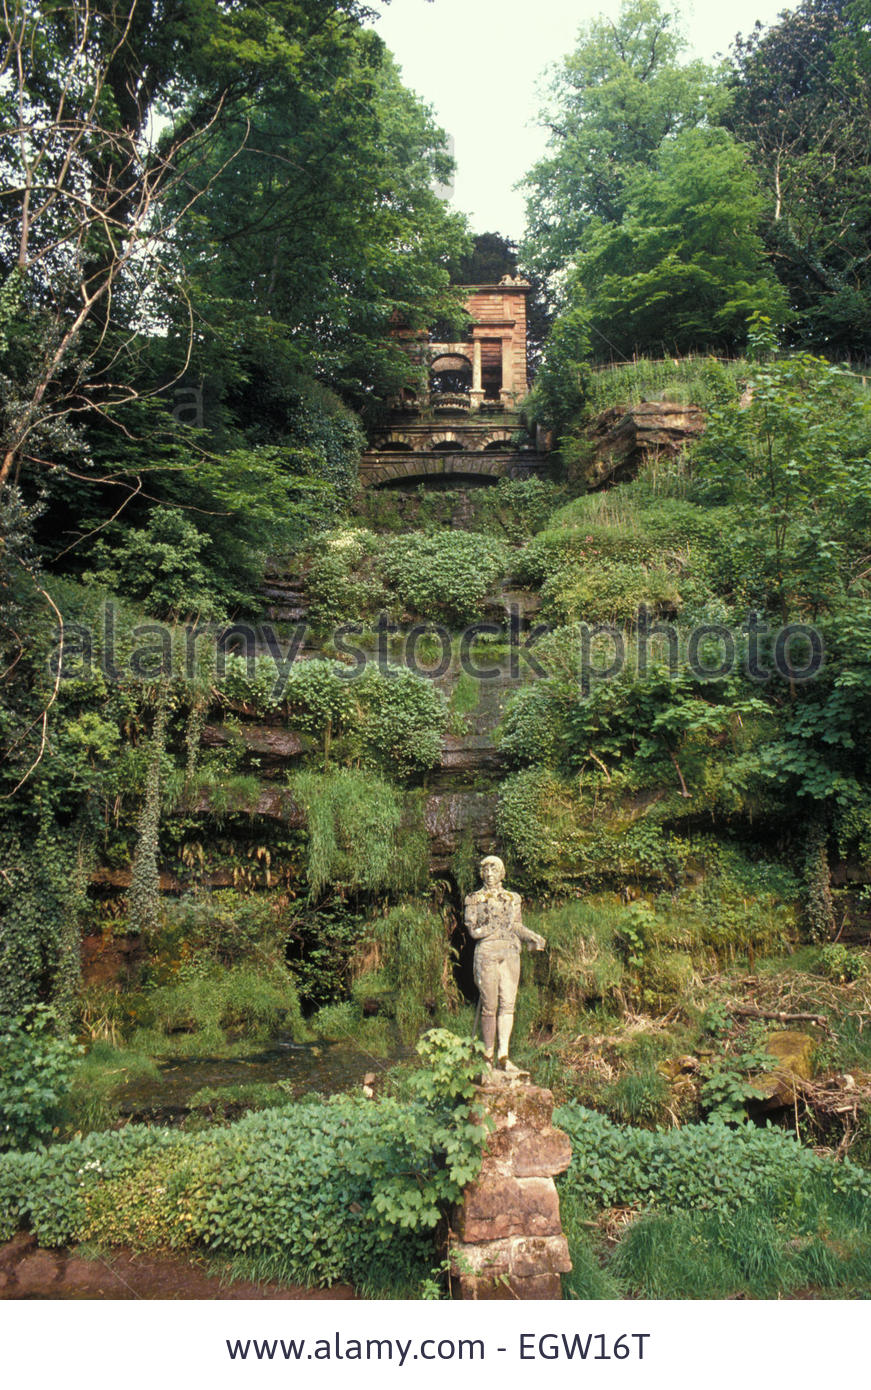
[[530, 933, 546, 952]]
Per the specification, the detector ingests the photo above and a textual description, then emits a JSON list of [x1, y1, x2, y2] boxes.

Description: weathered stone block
[[511, 1130, 573, 1179], [509, 1235, 572, 1279], [477, 1081, 556, 1132], [459, 1176, 562, 1242], [456, 1270, 563, 1301]]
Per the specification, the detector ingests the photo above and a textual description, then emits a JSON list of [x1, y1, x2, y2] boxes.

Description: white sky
[[367, 0, 800, 240]]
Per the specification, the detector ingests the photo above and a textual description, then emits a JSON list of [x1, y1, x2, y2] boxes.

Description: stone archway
[[375, 430, 417, 451], [430, 353, 473, 397], [428, 432, 466, 451], [479, 431, 514, 452]]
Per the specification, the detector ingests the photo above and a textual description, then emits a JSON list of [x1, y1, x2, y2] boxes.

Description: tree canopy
[[522, 0, 719, 286]]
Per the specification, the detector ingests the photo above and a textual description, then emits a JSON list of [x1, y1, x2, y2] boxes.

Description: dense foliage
[[558, 1107, 871, 1299], [524, 0, 871, 389], [2, 0, 871, 1308], [0, 1031, 487, 1296]]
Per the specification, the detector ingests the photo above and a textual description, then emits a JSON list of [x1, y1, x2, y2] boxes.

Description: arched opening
[[384, 440, 414, 452], [482, 438, 510, 452], [429, 354, 472, 397], [431, 440, 463, 452], [375, 472, 499, 491]]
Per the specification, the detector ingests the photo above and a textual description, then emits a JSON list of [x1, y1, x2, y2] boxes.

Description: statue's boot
[[497, 1055, 522, 1074]]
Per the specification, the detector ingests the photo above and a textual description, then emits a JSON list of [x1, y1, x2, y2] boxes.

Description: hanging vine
[[128, 688, 169, 936]]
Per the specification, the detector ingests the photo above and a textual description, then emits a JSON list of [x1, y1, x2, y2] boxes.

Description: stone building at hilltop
[[360, 277, 547, 487]]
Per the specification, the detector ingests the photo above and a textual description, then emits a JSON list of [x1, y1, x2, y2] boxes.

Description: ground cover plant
[[556, 1109, 871, 1299]]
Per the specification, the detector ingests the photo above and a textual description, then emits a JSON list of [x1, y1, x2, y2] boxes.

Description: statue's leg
[[474, 950, 498, 1062], [481, 1011, 496, 1059], [495, 1009, 514, 1064], [496, 953, 521, 1068]]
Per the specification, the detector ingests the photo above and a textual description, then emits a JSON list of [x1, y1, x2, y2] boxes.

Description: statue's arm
[[512, 895, 546, 950]]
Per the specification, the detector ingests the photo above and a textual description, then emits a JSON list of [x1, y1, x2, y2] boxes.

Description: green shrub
[[540, 559, 681, 625], [476, 477, 562, 542], [351, 665, 447, 779], [157, 891, 288, 969], [88, 508, 226, 620], [517, 495, 726, 591], [555, 1104, 871, 1215], [497, 768, 686, 896], [285, 902, 368, 1011], [379, 532, 507, 625], [0, 1007, 83, 1151], [219, 657, 446, 780], [304, 527, 385, 631], [813, 943, 867, 983]]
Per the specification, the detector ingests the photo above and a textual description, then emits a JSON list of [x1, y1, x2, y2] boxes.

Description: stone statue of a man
[[464, 855, 545, 1071]]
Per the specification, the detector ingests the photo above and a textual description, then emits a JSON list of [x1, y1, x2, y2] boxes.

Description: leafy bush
[[475, 477, 562, 542], [89, 508, 226, 620], [351, 665, 447, 779], [156, 891, 289, 970], [304, 528, 385, 631], [517, 495, 725, 590], [522, 901, 625, 1019], [379, 532, 507, 625], [813, 943, 867, 984], [555, 1104, 871, 1215], [698, 1044, 777, 1124], [218, 657, 446, 780], [0, 1007, 83, 1152], [497, 767, 686, 896], [540, 558, 681, 625], [354, 479, 562, 543]]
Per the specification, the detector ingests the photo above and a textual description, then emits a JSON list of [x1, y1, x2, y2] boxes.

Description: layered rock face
[[451, 1077, 572, 1300], [583, 401, 705, 488]]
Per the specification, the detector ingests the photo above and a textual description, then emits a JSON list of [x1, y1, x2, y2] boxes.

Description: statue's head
[[479, 855, 505, 888]]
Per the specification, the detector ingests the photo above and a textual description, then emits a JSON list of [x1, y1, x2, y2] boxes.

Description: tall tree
[[165, 35, 467, 418], [0, 0, 393, 485], [723, 0, 871, 355], [521, 0, 719, 287], [561, 127, 787, 361]]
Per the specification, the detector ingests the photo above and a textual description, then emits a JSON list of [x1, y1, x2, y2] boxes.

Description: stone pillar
[[470, 340, 484, 411], [450, 1077, 572, 1300], [472, 340, 482, 392]]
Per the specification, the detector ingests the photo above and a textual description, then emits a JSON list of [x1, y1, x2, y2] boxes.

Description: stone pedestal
[[450, 1076, 572, 1300]]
